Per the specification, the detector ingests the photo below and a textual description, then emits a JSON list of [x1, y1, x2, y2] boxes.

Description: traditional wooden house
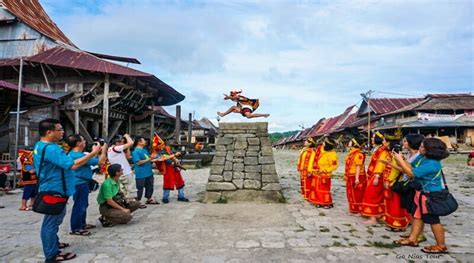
[[0, 0, 184, 156]]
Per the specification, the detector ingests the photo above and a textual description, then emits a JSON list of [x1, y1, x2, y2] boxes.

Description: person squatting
[[30, 118, 189, 262]]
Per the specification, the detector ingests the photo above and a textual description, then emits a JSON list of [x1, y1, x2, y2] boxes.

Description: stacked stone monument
[[203, 122, 283, 203]]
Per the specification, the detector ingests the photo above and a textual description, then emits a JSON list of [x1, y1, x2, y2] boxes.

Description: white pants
[[119, 172, 137, 199]]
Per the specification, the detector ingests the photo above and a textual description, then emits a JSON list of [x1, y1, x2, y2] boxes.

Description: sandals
[[69, 229, 91, 236], [83, 224, 96, 229], [385, 227, 404, 232], [55, 252, 76, 261], [421, 245, 448, 254], [99, 216, 115, 228], [59, 242, 70, 249], [146, 198, 160, 205], [19, 207, 31, 211], [139, 204, 147, 209], [399, 234, 427, 243], [393, 238, 419, 247]]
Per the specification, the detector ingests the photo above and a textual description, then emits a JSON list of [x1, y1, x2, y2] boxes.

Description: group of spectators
[[27, 118, 188, 262]]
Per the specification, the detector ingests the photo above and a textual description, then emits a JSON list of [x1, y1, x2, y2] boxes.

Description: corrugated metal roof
[[0, 0, 76, 47], [87, 51, 141, 64], [368, 98, 424, 115], [0, 80, 59, 107]]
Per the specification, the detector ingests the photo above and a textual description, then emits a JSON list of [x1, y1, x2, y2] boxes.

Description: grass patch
[[214, 196, 228, 204], [332, 241, 346, 247], [451, 244, 460, 247], [348, 242, 356, 247], [343, 237, 349, 241], [381, 235, 390, 239], [331, 235, 340, 239], [366, 227, 374, 235], [319, 212, 326, 216], [278, 195, 287, 203], [367, 241, 400, 249], [348, 228, 358, 233], [343, 223, 352, 227], [334, 226, 341, 231], [320, 226, 330, 233]]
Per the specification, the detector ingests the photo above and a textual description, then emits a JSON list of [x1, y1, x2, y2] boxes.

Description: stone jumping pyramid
[[203, 122, 283, 203]]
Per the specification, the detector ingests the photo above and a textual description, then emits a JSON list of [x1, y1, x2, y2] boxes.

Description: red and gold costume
[[230, 90, 260, 116], [382, 158, 409, 229], [361, 145, 390, 217], [309, 149, 338, 206], [296, 145, 319, 200], [18, 150, 37, 185], [152, 134, 185, 191], [344, 147, 367, 213]]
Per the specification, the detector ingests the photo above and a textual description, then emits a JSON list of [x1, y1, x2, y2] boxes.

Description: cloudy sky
[[42, 0, 473, 132]]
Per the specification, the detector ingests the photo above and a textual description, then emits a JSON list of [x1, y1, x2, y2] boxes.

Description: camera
[[392, 144, 402, 153], [93, 137, 105, 146]]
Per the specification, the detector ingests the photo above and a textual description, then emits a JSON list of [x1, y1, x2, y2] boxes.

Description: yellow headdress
[[307, 137, 316, 145], [384, 128, 402, 140], [375, 131, 385, 140]]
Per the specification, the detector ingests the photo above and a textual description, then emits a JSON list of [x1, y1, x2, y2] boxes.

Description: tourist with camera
[[97, 164, 141, 227], [393, 137, 451, 254], [33, 119, 101, 262], [66, 134, 107, 236], [132, 136, 160, 207], [108, 134, 137, 200]]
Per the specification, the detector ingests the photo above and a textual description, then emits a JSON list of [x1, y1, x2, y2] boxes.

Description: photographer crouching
[[97, 164, 141, 227]]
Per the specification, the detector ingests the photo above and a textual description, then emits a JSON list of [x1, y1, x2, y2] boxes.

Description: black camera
[[392, 144, 402, 153], [93, 137, 105, 146]]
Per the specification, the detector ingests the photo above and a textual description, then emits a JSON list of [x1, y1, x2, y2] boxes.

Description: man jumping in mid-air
[[217, 90, 270, 119]]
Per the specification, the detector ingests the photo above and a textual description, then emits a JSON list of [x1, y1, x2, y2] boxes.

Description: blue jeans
[[41, 206, 66, 261], [163, 187, 185, 200], [70, 183, 89, 231]]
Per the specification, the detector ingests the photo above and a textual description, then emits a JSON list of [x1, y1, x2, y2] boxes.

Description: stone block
[[221, 189, 284, 203], [209, 175, 224, 182], [215, 151, 227, 157], [247, 138, 260, 145], [248, 146, 260, 152], [210, 165, 224, 175], [212, 157, 225, 165], [233, 158, 244, 163], [226, 144, 234, 151], [234, 141, 248, 150], [223, 171, 233, 181], [216, 145, 226, 152], [246, 151, 259, 157], [234, 150, 246, 157], [207, 182, 237, 191], [260, 137, 271, 146], [244, 157, 258, 165], [233, 163, 244, 172], [245, 165, 261, 173], [244, 180, 261, 189], [224, 161, 233, 171], [233, 171, 245, 179], [261, 146, 273, 156], [245, 172, 261, 180], [217, 137, 234, 145], [202, 192, 222, 203], [226, 151, 234, 161], [219, 122, 268, 130], [262, 164, 277, 174], [262, 183, 281, 191], [259, 156, 275, 164], [232, 179, 244, 189], [262, 173, 279, 183]]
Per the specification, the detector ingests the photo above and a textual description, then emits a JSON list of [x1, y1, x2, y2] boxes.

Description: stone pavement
[[0, 150, 473, 262]]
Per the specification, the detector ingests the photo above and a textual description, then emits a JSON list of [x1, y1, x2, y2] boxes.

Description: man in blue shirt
[[33, 119, 101, 262], [66, 134, 108, 236], [132, 136, 160, 206]]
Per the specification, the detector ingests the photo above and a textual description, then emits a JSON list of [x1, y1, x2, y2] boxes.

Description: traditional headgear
[[152, 133, 165, 150], [384, 128, 402, 140], [351, 138, 361, 147], [324, 137, 335, 146], [374, 131, 385, 140], [306, 137, 316, 145], [230, 90, 242, 97]]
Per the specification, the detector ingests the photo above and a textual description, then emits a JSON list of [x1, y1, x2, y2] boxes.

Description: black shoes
[[162, 198, 169, 204], [177, 197, 189, 202], [99, 216, 115, 227]]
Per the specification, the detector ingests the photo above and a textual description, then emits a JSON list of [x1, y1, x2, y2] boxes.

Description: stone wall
[[203, 122, 282, 203]]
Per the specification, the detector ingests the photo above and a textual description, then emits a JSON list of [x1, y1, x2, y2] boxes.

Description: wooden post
[[188, 112, 192, 145], [13, 58, 24, 190], [367, 96, 371, 150], [150, 102, 155, 143], [102, 74, 110, 141], [175, 105, 181, 144], [128, 114, 132, 134], [74, 109, 80, 134]]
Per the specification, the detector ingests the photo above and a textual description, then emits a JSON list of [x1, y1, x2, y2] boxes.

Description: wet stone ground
[[0, 150, 473, 262]]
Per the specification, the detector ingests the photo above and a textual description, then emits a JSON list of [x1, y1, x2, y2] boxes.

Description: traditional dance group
[[297, 132, 452, 254]]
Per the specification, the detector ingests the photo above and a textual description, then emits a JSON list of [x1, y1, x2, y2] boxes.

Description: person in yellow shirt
[[310, 137, 338, 208], [296, 137, 319, 200], [362, 132, 390, 225], [344, 137, 367, 215]]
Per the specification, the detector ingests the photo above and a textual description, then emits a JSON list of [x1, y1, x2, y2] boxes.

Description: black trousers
[[0, 173, 7, 188], [135, 175, 154, 201]]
